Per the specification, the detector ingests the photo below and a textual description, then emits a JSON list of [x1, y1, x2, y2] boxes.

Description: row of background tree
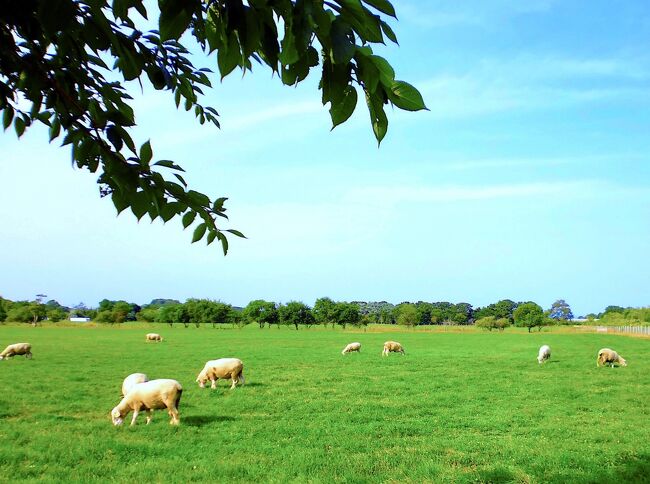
[[0, 296, 648, 329]]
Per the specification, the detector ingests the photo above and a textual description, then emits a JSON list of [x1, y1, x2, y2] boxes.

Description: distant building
[[70, 317, 91, 322]]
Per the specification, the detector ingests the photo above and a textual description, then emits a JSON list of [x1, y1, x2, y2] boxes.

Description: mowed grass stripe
[[0, 326, 648, 483]]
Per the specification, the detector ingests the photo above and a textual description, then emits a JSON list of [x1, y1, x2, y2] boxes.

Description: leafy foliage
[[278, 301, 314, 330], [6, 305, 34, 323], [598, 307, 650, 325], [475, 316, 510, 331], [331, 301, 360, 329], [243, 300, 279, 329], [474, 300, 518, 323], [46, 307, 68, 322], [513, 302, 546, 333], [185, 298, 232, 328], [0, 298, 7, 322], [394, 303, 418, 327], [0, 0, 425, 252], [548, 299, 574, 323], [313, 297, 337, 328]]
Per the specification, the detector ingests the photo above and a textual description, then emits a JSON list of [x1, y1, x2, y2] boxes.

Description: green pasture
[[0, 325, 648, 483]]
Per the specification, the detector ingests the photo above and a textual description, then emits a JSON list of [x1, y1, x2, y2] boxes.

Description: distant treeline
[[0, 296, 648, 329]]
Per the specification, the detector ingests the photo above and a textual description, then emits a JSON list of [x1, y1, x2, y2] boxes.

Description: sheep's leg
[[130, 409, 139, 426], [238, 374, 245, 386], [169, 408, 180, 425], [211, 378, 217, 390], [145, 409, 153, 425]]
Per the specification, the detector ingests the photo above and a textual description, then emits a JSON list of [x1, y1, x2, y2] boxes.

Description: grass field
[[0, 325, 648, 483]]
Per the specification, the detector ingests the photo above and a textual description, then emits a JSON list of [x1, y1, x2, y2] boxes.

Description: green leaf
[[2, 107, 14, 131], [205, 7, 224, 52], [217, 231, 229, 254], [362, 0, 396, 18], [206, 230, 217, 245], [153, 160, 185, 171], [337, 0, 384, 43], [139, 140, 153, 165], [182, 211, 196, 228], [380, 20, 398, 44], [213, 197, 228, 212], [173, 173, 187, 187], [37, 0, 76, 37], [365, 90, 388, 144], [160, 202, 179, 222], [217, 33, 241, 80], [330, 18, 356, 65], [370, 55, 395, 86], [111, 191, 130, 215], [159, 3, 192, 41], [14, 117, 26, 137], [226, 229, 246, 238], [355, 53, 380, 94], [188, 190, 210, 207], [387, 80, 428, 111], [106, 126, 123, 151], [329, 86, 358, 129], [50, 117, 61, 142], [113, 125, 136, 153], [192, 222, 207, 243], [130, 190, 150, 220], [279, 23, 299, 65]]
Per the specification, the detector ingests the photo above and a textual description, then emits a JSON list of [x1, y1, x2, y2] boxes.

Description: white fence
[[589, 325, 650, 336]]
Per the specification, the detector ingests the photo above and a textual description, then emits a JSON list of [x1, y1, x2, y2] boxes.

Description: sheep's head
[[619, 357, 628, 367], [111, 408, 124, 426], [0, 356, 4, 361], [196, 369, 209, 388]]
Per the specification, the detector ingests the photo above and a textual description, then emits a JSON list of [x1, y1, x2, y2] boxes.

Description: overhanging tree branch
[[0, 0, 426, 253]]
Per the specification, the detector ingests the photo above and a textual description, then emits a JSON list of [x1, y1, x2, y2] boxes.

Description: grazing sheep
[[196, 358, 245, 390], [111, 379, 182, 426], [537, 345, 551, 364], [342, 342, 362, 355], [121, 373, 149, 397], [597, 348, 628, 367], [145, 333, 163, 342], [382, 341, 405, 356], [0, 343, 32, 360]]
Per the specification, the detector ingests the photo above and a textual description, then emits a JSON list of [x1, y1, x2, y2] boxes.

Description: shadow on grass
[[183, 415, 235, 427], [476, 466, 519, 483], [613, 453, 650, 483], [243, 382, 265, 387]]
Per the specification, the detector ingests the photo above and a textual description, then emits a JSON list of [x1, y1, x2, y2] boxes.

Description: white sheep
[[597, 348, 628, 367], [342, 342, 362, 355], [382, 341, 405, 356], [537, 345, 551, 364], [111, 379, 182, 426], [121, 373, 149, 397], [145, 333, 163, 342], [0, 343, 32, 360], [196, 358, 245, 390]]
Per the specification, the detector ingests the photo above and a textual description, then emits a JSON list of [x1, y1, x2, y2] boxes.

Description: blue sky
[[1, 0, 649, 315]]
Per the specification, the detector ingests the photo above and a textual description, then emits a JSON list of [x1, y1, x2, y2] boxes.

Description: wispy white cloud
[[153, 98, 323, 150], [224, 101, 322, 131], [413, 54, 650, 120]]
